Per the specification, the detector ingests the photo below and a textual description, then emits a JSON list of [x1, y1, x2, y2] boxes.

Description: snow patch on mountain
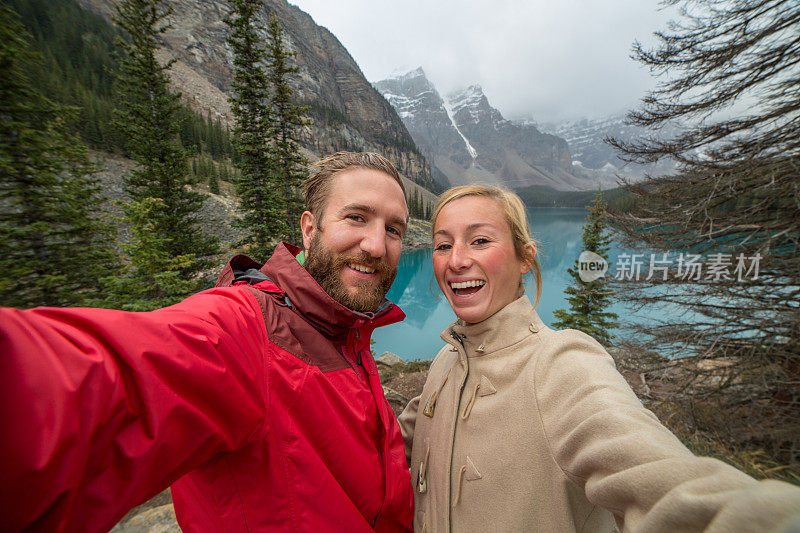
[[442, 97, 478, 159]]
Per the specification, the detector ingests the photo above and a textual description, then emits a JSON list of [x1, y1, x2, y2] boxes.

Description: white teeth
[[450, 280, 486, 289], [350, 263, 376, 274]]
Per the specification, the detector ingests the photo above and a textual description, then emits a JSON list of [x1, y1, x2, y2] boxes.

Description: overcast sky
[[288, 0, 677, 123]]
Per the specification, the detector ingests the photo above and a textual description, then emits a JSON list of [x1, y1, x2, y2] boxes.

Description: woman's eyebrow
[[434, 223, 494, 237], [465, 222, 493, 232]]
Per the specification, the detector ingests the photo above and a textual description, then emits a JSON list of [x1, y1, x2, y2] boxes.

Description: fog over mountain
[[290, 0, 675, 123]]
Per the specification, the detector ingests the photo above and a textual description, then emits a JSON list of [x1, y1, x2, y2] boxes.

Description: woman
[[398, 185, 800, 532]]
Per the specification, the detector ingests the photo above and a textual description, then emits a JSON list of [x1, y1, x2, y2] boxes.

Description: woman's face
[[433, 196, 531, 324]]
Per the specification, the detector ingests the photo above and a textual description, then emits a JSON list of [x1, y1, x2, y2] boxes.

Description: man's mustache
[[337, 252, 395, 277]]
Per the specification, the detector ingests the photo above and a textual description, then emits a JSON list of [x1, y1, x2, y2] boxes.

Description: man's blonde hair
[[432, 185, 542, 309], [303, 152, 406, 218]]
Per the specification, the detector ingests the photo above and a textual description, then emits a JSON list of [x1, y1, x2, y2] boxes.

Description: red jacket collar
[[219, 243, 405, 337]]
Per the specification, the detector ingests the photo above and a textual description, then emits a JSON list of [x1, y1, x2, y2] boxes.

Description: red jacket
[[0, 243, 413, 532]]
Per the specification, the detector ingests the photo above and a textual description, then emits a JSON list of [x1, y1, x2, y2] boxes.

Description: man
[[0, 152, 414, 532]]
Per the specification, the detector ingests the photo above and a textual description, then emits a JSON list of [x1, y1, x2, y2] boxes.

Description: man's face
[[301, 168, 408, 313]]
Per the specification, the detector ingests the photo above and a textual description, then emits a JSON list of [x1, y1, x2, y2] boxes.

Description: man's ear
[[300, 211, 316, 250]]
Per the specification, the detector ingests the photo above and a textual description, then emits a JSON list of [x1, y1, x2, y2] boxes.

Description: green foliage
[[112, 0, 218, 273], [407, 188, 431, 220], [266, 12, 308, 246], [225, 2, 310, 257], [5, 0, 126, 153], [0, 5, 118, 308], [91, 199, 200, 311], [305, 99, 352, 127], [178, 108, 236, 161], [208, 170, 220, 195], [225, 0, 285, 261], [9, 0, 235, 167], [552, 191, 619, 345]]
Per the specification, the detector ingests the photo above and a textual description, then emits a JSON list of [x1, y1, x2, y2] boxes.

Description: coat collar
[[441, 295, 546, 356], [260, 243, 405, 337]]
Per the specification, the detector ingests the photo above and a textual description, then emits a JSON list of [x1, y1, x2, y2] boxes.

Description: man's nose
[[360, 225, 387, 259]]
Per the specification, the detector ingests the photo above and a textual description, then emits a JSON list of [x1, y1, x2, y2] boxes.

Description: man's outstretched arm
[[0, 287, 270, 533]]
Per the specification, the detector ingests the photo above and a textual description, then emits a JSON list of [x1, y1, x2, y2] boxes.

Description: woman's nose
[[449, 244, 471, 270]]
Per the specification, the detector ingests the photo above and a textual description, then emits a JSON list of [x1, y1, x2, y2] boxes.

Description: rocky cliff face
[[376, 68, 597, 191], [77, 0, 437, 191]]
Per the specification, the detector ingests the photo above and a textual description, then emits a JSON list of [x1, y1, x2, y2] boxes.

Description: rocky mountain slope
[[375, 68, 603, 191], [77, 0, 440, 192], [92, 152, 434, 261]]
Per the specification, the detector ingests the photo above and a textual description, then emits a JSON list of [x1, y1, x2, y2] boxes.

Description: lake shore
[[401, 216, 433, 249]]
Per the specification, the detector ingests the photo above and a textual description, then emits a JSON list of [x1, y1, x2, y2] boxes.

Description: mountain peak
[[447, 84, 484, 101], [402, 66, 426, 79]]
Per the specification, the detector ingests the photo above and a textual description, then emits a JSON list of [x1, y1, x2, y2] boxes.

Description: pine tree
[[409, 189, 419, 218], [266, 12, 308, 246], [91, 198, 198, 311], [0, 5, 117, 308], [552, 190, 618, 345], [607, 0, 800, 470], [208, 158, 220, 195], [112, 0, 217, 275], [225, 0, 285, 261]]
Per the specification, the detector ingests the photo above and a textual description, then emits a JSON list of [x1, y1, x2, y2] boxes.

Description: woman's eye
[[472, 238, 490, 246], [434, 243, 452, 251]]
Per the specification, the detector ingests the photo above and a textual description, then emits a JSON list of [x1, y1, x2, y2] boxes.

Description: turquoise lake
[[372, 207, 657, 361]]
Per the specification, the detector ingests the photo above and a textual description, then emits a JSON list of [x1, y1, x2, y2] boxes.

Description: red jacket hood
[[217, 243, 405, 337]]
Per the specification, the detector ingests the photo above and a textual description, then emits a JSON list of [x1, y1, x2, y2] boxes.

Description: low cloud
[[290, 0, 675, 123]]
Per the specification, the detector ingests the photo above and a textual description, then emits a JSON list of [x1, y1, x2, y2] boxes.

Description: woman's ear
[[300, 211, 316, 251], [520, 241, 537, 275]]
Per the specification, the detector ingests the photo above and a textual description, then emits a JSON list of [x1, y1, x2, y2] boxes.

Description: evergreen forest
[[6, 0, 237, 181]]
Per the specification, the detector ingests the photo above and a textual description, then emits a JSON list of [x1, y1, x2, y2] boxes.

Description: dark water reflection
[[373, 208, 654, 361]]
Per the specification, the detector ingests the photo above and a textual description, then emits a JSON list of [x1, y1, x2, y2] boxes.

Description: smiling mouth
[[449, 280, 486, 296], [348, 262, 376, 274]]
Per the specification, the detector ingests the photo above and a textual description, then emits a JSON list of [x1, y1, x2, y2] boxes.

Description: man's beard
[[305, 232, 397, 313]]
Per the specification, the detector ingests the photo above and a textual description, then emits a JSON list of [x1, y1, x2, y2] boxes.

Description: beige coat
[[398, 295, 800, 532]]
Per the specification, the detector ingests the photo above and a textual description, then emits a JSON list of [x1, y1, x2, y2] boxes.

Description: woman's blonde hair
[[432, 185, 542, 309]]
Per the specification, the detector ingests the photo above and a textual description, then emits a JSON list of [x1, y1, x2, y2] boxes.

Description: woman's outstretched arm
[[534, 329, 800, 533]]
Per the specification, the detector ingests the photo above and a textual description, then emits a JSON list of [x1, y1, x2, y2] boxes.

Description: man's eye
[[387, 226, 402, 237], [346, 214, 365, 223]]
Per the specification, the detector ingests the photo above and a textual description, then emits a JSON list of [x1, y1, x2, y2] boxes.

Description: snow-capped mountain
[[375, 68, 606, 191], [376, 68, 472, 177]]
